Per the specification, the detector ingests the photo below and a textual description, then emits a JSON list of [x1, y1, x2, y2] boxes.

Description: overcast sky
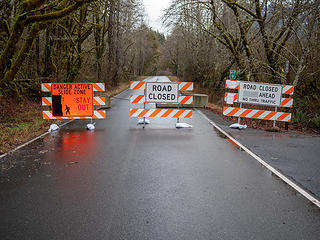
[[143, 0, 172, 33]]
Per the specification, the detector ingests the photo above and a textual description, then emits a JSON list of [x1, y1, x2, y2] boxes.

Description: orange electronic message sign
[[51, 83, 93, 117]]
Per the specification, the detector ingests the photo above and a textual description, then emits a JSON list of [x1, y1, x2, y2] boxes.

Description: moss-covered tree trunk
[[0, 0, 95, 97]]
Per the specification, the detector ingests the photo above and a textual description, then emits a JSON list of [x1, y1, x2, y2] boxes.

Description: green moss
[[312, 115, 320, 130]]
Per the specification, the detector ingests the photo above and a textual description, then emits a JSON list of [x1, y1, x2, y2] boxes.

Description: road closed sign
[[51, 83, 93, 117], [145, 82, 179, 103], [238, 82, 283, 107]]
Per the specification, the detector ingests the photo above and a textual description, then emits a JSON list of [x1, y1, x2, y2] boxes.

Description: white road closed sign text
[[238, 82, 283, 107], [145, 82, 179, 103]]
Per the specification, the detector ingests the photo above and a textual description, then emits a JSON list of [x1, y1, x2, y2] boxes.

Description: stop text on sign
[[238, 82, 283, 107], [51, 83, 93, 117], [145, 82, 179, 103]]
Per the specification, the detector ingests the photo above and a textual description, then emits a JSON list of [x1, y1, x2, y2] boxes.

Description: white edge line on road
[[0, 120, 74, 160], [197, 109, 320, 208], [0, 88, 130, 161]]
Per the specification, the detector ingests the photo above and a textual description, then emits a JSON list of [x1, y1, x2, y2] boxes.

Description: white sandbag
[[176, 123, 193, 128], [229, 123, 247, 130], [48, 124, 59, 132], [86, 123, 95, 130], [137, 118, 151, 125]]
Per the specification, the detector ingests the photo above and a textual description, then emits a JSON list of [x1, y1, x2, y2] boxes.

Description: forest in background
[[0, 0, 320, 132], [0, 0, 163, 98], [0, 0, 164, 152], [161, 0, 320, 130]]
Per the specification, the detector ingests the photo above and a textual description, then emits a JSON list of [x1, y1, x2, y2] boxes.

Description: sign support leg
[[238, 103, 242, 124], [143, 91, 146, 129], [177, 90, 181, 125], [177, 104, 180, 124], [273, 107, 277, 128], [285, 60, 290, 131]]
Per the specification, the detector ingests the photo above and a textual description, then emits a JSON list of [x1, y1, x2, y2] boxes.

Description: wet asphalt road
[[1, 77, 320, 239], [201, 109, 320, 199]]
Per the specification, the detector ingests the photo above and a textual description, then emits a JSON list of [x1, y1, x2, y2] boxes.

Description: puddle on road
[[52, 130, 98, 166], [0, 129, 101, 187]]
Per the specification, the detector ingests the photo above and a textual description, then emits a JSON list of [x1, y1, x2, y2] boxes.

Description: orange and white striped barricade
[[43, 110, 106, 120], [42, 83, 106, 130], [130, 80, 194, 128], [130, 81, 194, 91], [224, 79, 294, 126], [130, 109, 192, 119], [225, 80, 294, 95], [130, 95, 193, 105], [224, 93, 294, 108], [41, 83, 105, 92], [42, 96, 106, 107], [223, 107, 291, 122]]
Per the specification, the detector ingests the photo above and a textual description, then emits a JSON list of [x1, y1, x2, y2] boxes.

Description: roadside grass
[[106, 81, 131, 97], [0, 99, 51, 154], [0, 80, 132, 155]]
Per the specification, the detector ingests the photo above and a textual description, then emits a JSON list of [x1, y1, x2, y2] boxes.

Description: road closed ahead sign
[[238, 82, 283, 107], [145, 82, 179, 103], [51, 83, 93, 117]]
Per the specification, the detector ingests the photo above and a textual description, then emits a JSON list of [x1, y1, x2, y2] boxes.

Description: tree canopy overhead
[[0, 0, 163, 97]]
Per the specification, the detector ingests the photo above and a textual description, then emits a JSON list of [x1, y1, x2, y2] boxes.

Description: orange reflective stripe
[[185, 111, 193, 118], [93, 97, 106, 106], [93, 83, 103, 91], [180, 82, 192, 90], [44, 83, 51, 91], [173, 110, 184, 118], [95, 110, 106, 118], [286, 87, 294, 95], [223, 107, 291, 122], [150, 109, 161, 117], [282, 85, 294, 95], [180, 96, 191, 104], [43, 111, 50, 119], [133, 95, 144, 103], [130, 109, 138, 116], [42, 97, 51, 106], [252, 110, 264, 119], [161, 109, 173, 117], [240, 109, 252, 118], [134, 81, 145, 90], [228, 108, 240, 116], [281, 98, 291, 107], [277, 113, 290, 121], [265, 112, 277, 120], [138, 109, 150, 117]]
